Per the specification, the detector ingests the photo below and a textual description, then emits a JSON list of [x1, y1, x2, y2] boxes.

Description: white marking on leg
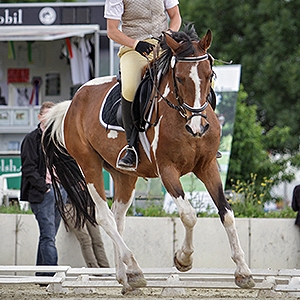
[[223, 209, 252, 276], [87, 183, 128, 246], [111, 190, 135, 287], [173, 194, 197, 234], [87, 183, 143, 287], [173, 195, 197, 264], [112, 189, 135, 234]]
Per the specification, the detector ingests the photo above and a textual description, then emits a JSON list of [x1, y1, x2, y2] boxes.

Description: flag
[[8, 41, 16, 60]]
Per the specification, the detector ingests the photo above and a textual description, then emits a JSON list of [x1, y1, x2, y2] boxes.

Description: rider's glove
[[135, 41, 154, 56]]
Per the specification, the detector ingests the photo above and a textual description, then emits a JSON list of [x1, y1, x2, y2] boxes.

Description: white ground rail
[[1, 266, 300, 296]]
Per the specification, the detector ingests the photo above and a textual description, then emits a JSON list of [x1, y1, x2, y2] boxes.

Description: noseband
[[170, 54, 211, 119]]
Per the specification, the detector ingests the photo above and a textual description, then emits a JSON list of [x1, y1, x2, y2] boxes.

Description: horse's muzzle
[[185, 121, 209, 137]]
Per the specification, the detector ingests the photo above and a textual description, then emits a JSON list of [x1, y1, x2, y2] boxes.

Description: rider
[[104, 0, 182, 170]]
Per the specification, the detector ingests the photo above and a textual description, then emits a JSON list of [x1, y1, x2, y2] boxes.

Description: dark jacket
[[292, 185, 300, 227], [20, 124, 48, 203]]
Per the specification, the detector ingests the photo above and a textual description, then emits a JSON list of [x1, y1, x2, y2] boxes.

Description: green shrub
[[227, 173, 296, 218], [0, 203, 32, 214]]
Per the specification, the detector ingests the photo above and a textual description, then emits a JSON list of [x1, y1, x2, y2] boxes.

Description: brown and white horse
[[43, 28, 255, 293]]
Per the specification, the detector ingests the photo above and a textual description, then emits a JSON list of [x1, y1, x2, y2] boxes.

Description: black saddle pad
[[100, 76, 154, 132], [100, 83, 122, 130]]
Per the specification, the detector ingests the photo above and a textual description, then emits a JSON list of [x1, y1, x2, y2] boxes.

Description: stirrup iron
[[116, 145, 138, 171]]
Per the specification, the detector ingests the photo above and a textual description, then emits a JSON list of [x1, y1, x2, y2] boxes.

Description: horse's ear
[[198, 29, 212, 52], [163, 32, 181, 54]]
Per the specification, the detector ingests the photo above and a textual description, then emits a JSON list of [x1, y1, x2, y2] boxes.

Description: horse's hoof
[[122, 287, 144, 296], [235, 274, 255, 289], [174, 252, 192, 272], [127, 272, 147, 289], [121, 286, 133, 295]]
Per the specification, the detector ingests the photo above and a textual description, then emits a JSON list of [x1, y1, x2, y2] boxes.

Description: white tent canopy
[[0, 25, 100, 77], [0, 24, 99, 41]]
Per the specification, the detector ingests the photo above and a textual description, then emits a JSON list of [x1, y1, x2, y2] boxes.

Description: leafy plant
[[227, 173, 296, 218]]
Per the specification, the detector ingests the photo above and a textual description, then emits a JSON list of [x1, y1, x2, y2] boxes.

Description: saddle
[[131, 70, 155, 132], [100, 71, 155, 133]]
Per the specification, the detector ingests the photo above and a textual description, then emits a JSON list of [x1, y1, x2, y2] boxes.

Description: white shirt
[[104, 0, 179, 20], [70, 38, 91, 85]]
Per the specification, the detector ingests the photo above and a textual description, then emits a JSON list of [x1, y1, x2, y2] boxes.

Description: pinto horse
[[43, 28, 255, 293]]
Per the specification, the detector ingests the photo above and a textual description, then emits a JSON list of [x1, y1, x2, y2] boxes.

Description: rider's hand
[[135, 41, 154, 56]]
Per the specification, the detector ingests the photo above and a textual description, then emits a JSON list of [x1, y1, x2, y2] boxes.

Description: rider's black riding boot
[[118, 98, 138, 169]]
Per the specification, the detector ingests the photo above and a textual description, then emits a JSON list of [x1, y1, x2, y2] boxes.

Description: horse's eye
[[176, 77, 183, 84]]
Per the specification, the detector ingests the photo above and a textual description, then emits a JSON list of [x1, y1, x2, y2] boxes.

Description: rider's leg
[[116, 47, 146, 169], [118, 97, 138, 168], [117, 40, 158, 169]]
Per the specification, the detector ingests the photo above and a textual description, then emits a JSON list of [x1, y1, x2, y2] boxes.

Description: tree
[[226, 86, 269, 186], [226, 85, 295, 190], [180, 0, 300, 153], [179, 0, 300, 194]]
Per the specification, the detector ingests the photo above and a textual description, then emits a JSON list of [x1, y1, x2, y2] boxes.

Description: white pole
[[94, 28, 100, 78]]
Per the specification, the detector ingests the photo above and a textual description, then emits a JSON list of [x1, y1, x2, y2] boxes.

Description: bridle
[[145, 49, 214, 131], [169, 54, 212, 120]]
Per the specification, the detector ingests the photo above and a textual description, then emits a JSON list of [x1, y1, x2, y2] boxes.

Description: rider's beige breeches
[[118, 38, 158, 102]]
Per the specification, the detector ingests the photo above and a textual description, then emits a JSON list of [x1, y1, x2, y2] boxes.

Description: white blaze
[[189, 63, 202, 133], [189, 64, 201, 108]]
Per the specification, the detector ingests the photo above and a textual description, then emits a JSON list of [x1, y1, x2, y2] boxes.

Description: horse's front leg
[[160, 167, 197, 272], [87, 182, 146, 294], [222, 207, 255, 288], [195, 163, 255, 288]]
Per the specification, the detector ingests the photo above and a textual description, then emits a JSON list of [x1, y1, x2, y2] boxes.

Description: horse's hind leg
[[195, 163, 255, 288], [73, 149, 145, 293], [160, 167, 197, 272], [106, 166, 146, 293]]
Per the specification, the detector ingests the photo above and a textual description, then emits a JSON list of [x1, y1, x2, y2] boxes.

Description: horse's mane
[[157, 24, 200, 76]]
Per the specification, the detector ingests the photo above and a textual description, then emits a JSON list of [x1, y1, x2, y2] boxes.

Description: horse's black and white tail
[[42, 101, 96, 228]]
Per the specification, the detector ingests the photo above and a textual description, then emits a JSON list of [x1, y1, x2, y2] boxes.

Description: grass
[[0, 204, 32, 214], [1, 195, 296, 219]]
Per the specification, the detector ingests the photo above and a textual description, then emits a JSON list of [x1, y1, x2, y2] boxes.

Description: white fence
[[0, 173, 21, 206], [0, 214, 300, 270]]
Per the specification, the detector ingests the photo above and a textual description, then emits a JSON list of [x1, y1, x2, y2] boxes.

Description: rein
[[144, 46, 213, 128]]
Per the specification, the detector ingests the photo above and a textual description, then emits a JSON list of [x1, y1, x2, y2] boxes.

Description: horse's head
[[162, 29, 214, 137]]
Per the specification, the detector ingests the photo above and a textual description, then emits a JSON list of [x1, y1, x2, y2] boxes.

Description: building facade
[[0, 2, 118, 154]]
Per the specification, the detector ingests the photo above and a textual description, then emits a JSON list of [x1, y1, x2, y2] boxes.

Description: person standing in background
[[292, 185, 300, 227], [20, 101, 67, 276], [64, 199, 110, 268]]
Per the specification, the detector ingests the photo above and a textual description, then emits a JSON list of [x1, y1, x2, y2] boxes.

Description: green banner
[[0, 156, 21, 189], [0, 155, 113, 195]]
